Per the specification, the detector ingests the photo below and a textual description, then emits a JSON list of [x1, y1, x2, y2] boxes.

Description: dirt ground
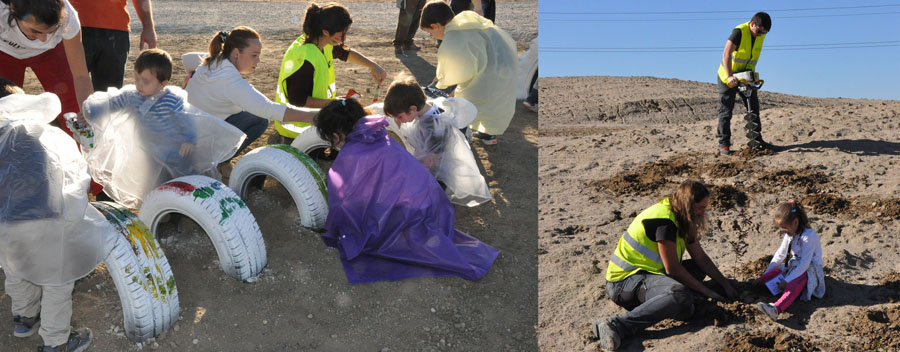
[[538, 76, 900, 351], [1, 1, 537, 351]]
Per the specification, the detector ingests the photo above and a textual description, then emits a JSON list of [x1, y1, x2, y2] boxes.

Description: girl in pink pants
[[756, 200, 825, 320]]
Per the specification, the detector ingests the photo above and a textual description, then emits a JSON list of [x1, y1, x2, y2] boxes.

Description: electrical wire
[[541, 11, 900, 22], [541, 4, 900, 15]]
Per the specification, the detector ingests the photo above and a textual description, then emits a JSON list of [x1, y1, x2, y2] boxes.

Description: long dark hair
[[669, 180, 710, 242], [4, 0, 65, 29], [315, 98, 372, 147], [302, 2, 352, 44], [203, 26, 260, 67]]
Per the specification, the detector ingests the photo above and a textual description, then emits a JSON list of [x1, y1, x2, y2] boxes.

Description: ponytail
[[204, 26, 261, 67], [301, 2, 352, 44]]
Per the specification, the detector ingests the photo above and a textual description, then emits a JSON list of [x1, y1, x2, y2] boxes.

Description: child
[[383, 73, 491, 207], [314, 98, 498, 284], [755, 200, 825, 320], [419, 0, 517, 145], [1, 80, 96, 352], [81, 48, 244, 208]]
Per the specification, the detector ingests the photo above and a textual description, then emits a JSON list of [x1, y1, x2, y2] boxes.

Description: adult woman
[[273, 2, 386, 140], [419, 0, 517, 145], [185, 26, 315, 158], [0, 0, 92, 136], [593, 180, 737, 350]]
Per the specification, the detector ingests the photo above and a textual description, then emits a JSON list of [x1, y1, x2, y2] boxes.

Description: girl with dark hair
[[274, 2, 386, 141], [592, 180, 737, 350], [185, 26, 315, 159], [314, 98, 498, 284], [754, 200, 825, 321], [0, 0, 93, 137]]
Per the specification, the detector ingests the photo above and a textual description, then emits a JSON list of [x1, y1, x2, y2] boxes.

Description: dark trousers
[[393, 0, 425, 46], [225, 111, 269, 160], [716, 77, 760, 147], [526, 69, 538, 105], [82, 27, 130, 92], [605, 260, 706, 339], [482, 0, 496, 22]]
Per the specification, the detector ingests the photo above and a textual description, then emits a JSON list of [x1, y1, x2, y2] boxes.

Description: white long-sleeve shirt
[[766, 228, 823, 283], [185, 58, 285, 122]]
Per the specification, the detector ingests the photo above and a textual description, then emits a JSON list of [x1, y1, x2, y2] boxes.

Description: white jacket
[[185, 58, 286, 122]]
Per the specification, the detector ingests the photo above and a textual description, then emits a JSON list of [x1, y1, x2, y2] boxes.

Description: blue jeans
[[225, 111, 269, 160]]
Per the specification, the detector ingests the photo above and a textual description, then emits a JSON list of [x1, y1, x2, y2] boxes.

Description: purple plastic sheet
[[323, 116, 499, 284]]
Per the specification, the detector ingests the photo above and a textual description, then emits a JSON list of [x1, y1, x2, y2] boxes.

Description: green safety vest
[[717, 21, 765, 85], [605, 198, 686, 282], [274, 35, 336, 138]]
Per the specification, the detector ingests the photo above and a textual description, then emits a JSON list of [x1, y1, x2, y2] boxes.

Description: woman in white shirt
[[0, 0, 92, 137], [185, 26, 314, 159]]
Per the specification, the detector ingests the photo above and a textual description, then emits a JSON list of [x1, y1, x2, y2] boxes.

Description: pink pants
[[759, 267, 807, 313], [1, 44, 104, 196]]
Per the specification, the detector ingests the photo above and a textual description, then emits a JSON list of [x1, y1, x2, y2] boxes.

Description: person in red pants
[[0, 0, 100, 196]]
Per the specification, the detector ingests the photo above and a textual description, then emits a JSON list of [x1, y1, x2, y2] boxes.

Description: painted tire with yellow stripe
[[229, 144, 328, 229], [139, 175, 267, 281], [93, 201, 179, 342]]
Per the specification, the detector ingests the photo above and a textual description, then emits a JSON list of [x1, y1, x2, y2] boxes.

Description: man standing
[[716, 12, 771, 155], [70, 0, 157, 92], [393, 0, 426, 54]]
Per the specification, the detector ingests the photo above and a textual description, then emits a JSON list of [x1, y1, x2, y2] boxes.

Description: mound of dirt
[[847, 306, 900, 350], [722, 328, 819, 352], [758, 166, 834, 194], [709, 184, 750, 210]]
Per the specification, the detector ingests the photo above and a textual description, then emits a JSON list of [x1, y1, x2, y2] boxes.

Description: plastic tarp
[[435, 11, 518, 136], [81, 85, 245, 208], [517, 36, 538, 100], [322, 115, 499, 284], [0, 93, 115, 285], [398, 97, 491, 207]]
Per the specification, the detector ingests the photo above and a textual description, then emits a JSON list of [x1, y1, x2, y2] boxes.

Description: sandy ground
[[1, 1, 537, 351], [538, 76, 900, 351]]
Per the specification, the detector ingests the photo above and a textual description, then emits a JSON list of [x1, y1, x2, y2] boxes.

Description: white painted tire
[[289, 125, 332, 156], [139, 175, 266, 281], [229, 145, 328, 229], [94, 201, 179, 342]]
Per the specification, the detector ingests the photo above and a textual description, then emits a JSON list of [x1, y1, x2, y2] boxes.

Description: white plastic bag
[[81, 85, 246, 208], [0, 93, 115, 285], [400, 97, 491, 207]]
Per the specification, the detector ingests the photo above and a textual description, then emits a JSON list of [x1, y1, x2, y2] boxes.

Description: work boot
[[591, 319, 621, 350], [13, 314, 40, 337]]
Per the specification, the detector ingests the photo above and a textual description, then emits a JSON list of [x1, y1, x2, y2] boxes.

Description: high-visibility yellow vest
[[717, 21, 765, 86], [274, 35, 336, 138], [605, 198, 686, 282]]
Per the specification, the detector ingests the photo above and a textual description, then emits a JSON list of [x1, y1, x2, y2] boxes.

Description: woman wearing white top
[[185, 26, 314, 159], [0, 0, 92, 136]]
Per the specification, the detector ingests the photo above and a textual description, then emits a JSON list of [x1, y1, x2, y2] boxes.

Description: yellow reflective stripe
[[610, 254, 637, 272], [623, 231, 662, 265]]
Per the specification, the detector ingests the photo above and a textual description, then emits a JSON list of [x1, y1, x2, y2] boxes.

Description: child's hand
[[776, 279, 787, 291], [179, 142, 194, 157], [423, 153, 437, 169]]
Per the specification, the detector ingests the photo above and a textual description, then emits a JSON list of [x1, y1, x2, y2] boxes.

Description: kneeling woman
[[594, 180, 737, 350], [315, 98, 498, 284]]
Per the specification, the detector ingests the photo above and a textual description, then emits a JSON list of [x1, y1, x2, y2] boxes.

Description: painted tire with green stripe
[[93, 201, 179, 342], [139, 175, 267, 281], [229, 144, 328, 229]]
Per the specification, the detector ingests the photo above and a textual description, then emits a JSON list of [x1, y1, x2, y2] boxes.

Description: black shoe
[[38, 327, 92, 352], [13, 314, 40, 337], [719, 145, 732, 155], [95, 192, 113, 202], [591, 319, 621, 350]]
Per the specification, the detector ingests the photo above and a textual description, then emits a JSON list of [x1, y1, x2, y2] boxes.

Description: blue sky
[[539, 1, 900, 100]]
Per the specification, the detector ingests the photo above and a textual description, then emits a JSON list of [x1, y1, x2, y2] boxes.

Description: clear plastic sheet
[[399, 97, 491, 206], [322, 116, 498, 284], [81, 85, 246, 208], [0, 93, 115, 285]]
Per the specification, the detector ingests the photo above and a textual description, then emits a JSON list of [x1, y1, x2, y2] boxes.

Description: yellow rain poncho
[[435, 11, 518, 136]]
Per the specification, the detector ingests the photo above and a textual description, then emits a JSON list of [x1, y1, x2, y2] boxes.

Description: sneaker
[[13, 314, 40, 337], [404, 41, 421, 51], [473, 132, 498, 145], [38, 327, 92, 352], [591, 319, 621, 350], [523, 100, 538, 113], [393, 45, 404, 55], [719, 145, 732, 155], [756, 302, 779, 321]]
